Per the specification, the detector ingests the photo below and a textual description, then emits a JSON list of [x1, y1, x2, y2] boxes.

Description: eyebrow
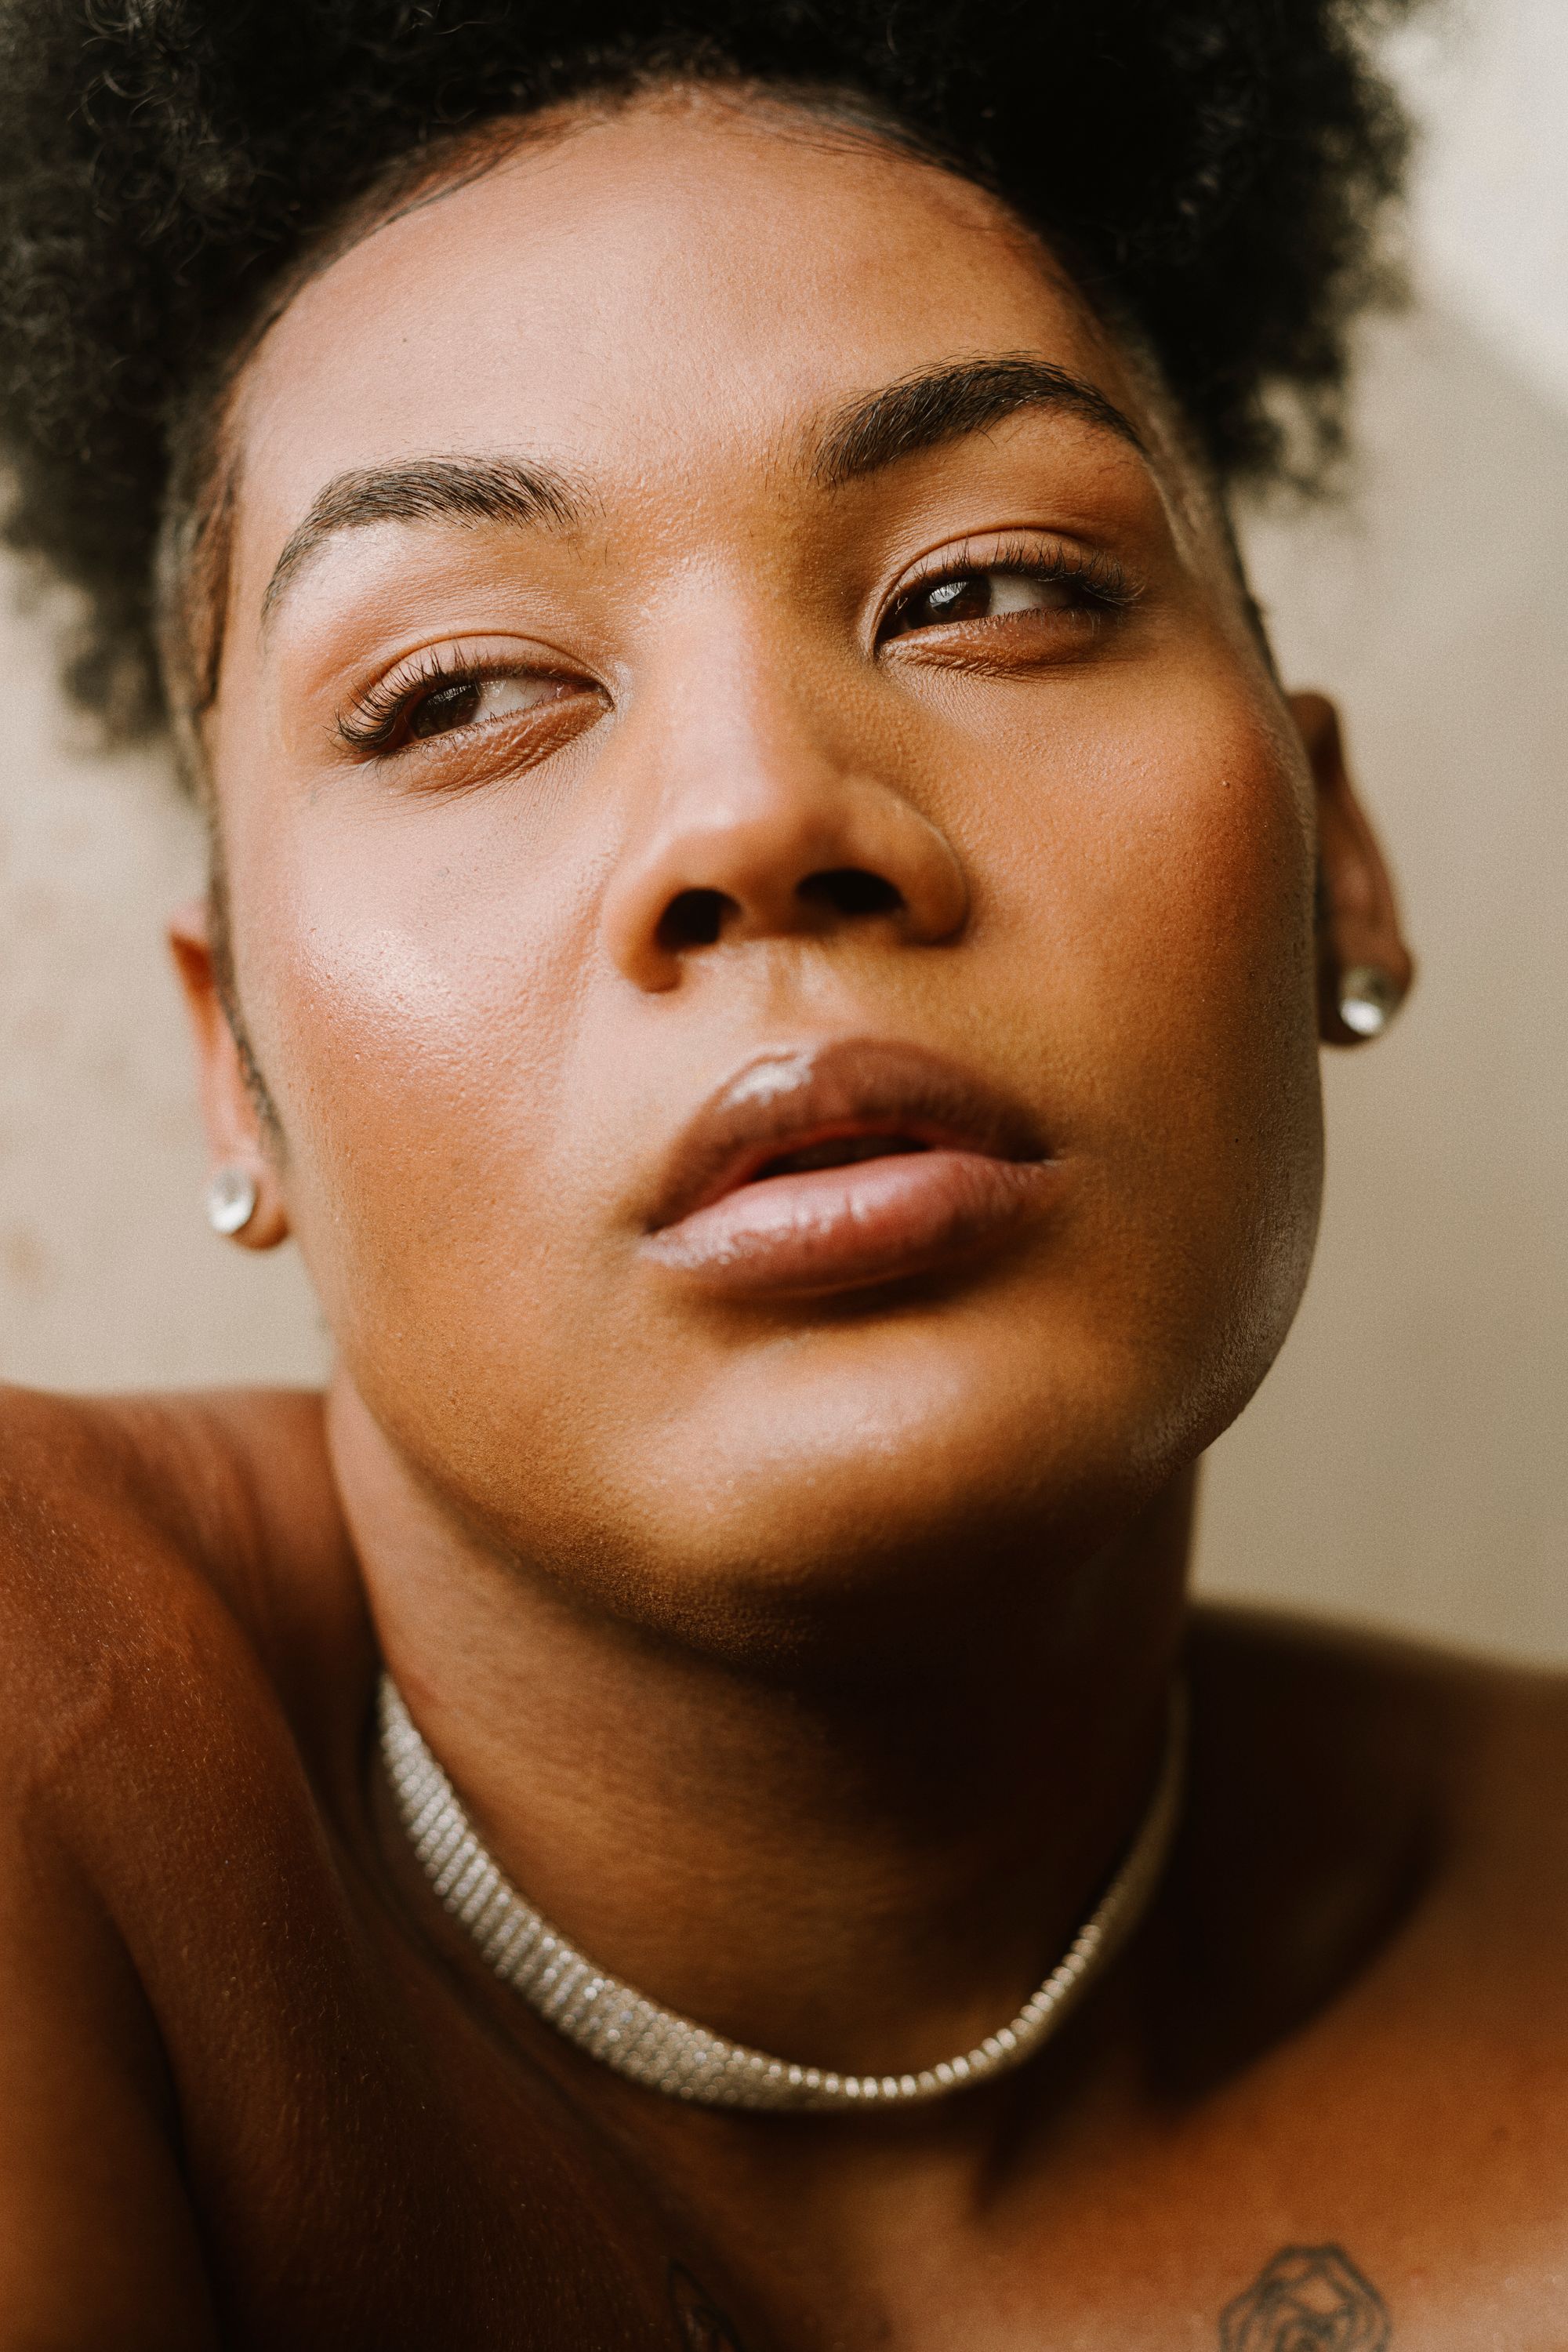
[[260, 453, 581, 626], [811, 354, 1147, 488], [257, 357, 1142, 633]]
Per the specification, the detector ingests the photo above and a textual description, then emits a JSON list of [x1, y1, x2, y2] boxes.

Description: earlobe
[[168, 896, 292, 1250], [1288, 691, 1415, 1048]]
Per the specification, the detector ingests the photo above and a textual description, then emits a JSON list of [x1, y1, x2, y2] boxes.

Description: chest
[[132, 1770, 1568, 2352]]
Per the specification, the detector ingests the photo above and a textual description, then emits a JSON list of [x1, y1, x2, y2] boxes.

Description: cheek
[[955, 663, 1323, 1377], [223, 800, 606, 1372], [962, 656, 1318, 1104]]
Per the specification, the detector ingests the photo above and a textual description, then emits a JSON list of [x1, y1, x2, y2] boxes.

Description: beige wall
[[2, 19, 1564, 1661], [1202, 304, 1567, 1661], [0, 695, 327, 1392]]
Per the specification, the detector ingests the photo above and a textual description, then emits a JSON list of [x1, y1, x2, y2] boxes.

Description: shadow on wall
[[0, 301, 1563, 1658], [1199, 303, 1568, 1661]]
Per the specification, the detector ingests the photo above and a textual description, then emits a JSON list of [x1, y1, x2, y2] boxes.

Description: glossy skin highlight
[[10, 85, 1568, 2352]]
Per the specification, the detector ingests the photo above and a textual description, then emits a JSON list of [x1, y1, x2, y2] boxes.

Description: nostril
[[652, 869, 906, 960], [797, 868, 905, 919], [658, 887, 739, 953]]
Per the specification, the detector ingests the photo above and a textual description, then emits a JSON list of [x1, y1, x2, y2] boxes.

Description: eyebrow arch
[[811, 354, 1147, 489], [260, 454, 581, 628]]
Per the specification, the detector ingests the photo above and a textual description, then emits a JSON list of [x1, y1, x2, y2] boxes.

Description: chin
[[463, 1309, 1238, 1648], [345, 1160, 1314, 1650]]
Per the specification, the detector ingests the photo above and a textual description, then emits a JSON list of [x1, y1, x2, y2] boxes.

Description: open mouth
[[640, 1040, 1055, 1298], [745, 1128, 931, 1185]]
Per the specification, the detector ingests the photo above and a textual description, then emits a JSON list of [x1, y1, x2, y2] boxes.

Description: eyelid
[[336, 637, 596, 755], [880, 532, 1140, 626]]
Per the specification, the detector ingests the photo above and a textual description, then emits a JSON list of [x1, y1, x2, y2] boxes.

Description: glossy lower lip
[[639, 1145, 1056, 1297]]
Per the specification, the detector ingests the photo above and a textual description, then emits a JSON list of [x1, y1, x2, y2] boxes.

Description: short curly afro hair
[[0, 0, 1419, 748]]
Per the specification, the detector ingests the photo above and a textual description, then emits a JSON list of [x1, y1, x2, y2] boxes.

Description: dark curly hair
[[0, 0, 1418, 750]]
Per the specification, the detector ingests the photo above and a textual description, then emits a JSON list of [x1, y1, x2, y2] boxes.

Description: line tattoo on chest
[[1219, 2243, 1391, 2350]]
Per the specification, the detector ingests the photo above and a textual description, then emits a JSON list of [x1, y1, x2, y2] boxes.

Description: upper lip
[[643, 1037, 1050, 1234]]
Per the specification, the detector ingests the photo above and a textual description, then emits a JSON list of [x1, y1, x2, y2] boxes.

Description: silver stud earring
[[205, 1166, 259, 1237], [1337, 964, 1402, 1040]]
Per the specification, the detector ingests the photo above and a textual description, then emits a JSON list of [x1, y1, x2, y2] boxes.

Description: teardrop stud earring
[[1337, 964, 1403, 1040], [205, 1166, 259, 1238]]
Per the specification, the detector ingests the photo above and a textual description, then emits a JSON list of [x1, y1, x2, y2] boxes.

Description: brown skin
[[2, 86, 1564, 2349]]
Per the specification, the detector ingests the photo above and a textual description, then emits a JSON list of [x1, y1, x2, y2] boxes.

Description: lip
[[638, 1038, 1056, 1298]]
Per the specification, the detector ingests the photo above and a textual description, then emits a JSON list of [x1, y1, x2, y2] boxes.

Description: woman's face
[[190, 93, 1344, 1617]]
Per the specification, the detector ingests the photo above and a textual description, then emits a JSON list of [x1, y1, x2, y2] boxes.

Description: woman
[[1, 2, 1563, 2343]]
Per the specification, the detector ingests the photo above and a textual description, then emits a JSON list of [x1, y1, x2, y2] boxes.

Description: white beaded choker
[[379, 1674, 1185, 2114]]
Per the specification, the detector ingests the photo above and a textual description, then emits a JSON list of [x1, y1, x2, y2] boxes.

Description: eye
[[878, 543, 1137, 651], [338, 647, 603, 759], [406, 671, 572, 742], [890, 568, 1077, 635]]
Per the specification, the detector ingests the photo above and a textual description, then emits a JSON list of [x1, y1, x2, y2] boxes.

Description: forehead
[[230, 96, 1148, 564]]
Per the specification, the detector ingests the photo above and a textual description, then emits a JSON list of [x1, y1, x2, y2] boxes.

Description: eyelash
[[336, 648, 543, 754], [338, 540, 1138, 755], [880, 537, 1139, 640]]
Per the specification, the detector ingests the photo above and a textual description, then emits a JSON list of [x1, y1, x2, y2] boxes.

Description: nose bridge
[[599, 603, 969, 990], [661, 621, 845, 851]]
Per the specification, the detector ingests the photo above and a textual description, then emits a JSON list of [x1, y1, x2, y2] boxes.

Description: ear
[[168, 896, 291, 1249], [1288, 691, 1415, 1047]]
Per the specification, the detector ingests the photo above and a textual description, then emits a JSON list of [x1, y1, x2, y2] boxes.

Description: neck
[[333, 1379, 1190, 2083]]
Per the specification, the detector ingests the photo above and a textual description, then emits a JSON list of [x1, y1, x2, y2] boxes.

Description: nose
[[600, 669, 970, 993]]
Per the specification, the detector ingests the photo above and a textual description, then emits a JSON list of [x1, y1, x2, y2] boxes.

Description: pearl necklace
[[379, 1673, 1185, 2114]]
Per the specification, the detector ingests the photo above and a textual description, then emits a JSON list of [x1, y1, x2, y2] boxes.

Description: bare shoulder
[[1186, 1599, 1568, 2012], [0, 1381, 365, 1777], [0, 1376, 372, 1987], [1190, 1598, 1568, 1840], [0, 1381, 358, 2350], [1145, 1606, 1568, 2347], [0, 1387, 686, 2349]]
